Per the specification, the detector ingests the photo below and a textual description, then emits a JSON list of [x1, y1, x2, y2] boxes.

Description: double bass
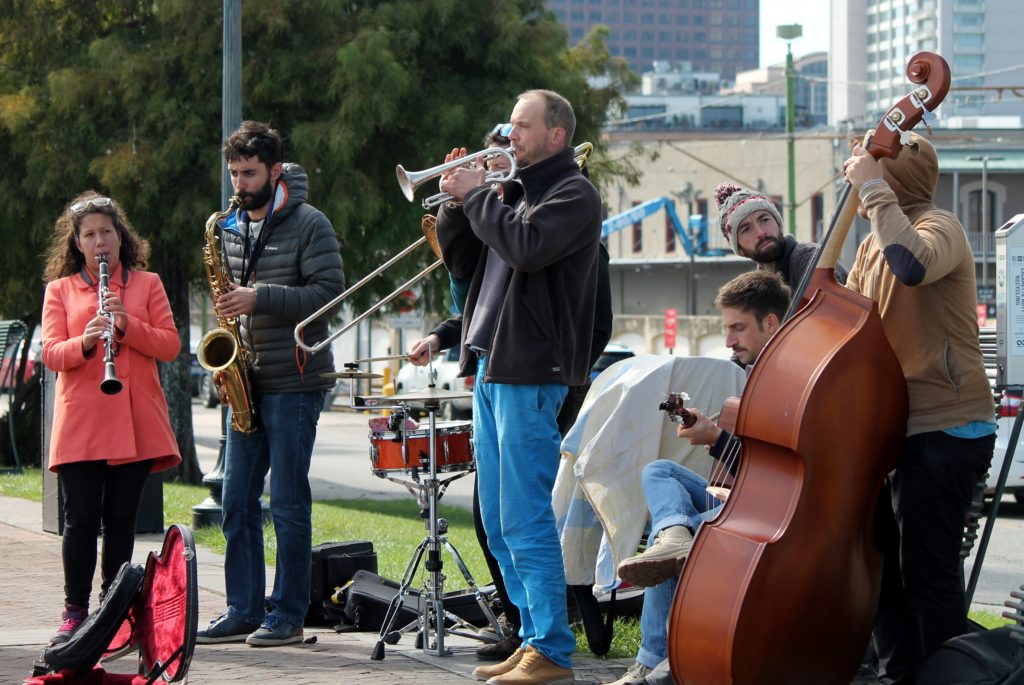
[[667, 52, 951, 685]]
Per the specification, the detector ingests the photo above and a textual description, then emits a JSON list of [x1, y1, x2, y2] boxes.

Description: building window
[[967, 188, 997, 235], [811, 193, 824, 242], [632, 201, 643, 253], [666, 214, 676, 253], [953, 12, 983, 28], [696, 197, 708, 223]]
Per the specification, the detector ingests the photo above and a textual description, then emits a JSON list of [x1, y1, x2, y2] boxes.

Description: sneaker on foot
[[473, 647, 524, 681], [486, 645, 574, 685], [245, 615, 303, 647], [608, 661, 654, 685], [48, 604, 88, 646], [476, 633, 523, 661], [616, 525, 693, 588], [195, 613, 261, 644]]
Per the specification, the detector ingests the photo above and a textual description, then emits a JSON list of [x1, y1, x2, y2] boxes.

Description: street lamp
[[777, 23, 802, 236], [966, 155, 1003, 290]]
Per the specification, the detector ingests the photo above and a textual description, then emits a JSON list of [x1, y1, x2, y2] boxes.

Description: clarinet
[[97, 254, 123, 395]]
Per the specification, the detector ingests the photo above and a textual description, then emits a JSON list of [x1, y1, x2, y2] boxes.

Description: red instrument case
[[26, 524, 198, 684]]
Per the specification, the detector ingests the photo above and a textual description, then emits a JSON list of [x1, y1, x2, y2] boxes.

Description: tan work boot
[[616, 525, 693, 587], [486, 645, 575, 685], [474, 647, 525, 681]]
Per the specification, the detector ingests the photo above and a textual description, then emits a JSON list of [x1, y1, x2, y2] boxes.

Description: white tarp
[[555, 354, 746, 588]]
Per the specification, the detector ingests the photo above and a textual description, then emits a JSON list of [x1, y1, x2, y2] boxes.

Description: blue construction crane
[[601, 197, 729, 257]]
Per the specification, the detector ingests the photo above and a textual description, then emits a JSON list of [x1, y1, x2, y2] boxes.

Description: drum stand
[[370, 398, 505, 660]]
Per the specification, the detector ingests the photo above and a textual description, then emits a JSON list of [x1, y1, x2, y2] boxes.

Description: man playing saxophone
[[196, 121, 345, 647]]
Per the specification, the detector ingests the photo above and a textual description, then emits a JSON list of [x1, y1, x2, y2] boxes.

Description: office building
[[830, 0, 1024, 127], [546, 0, 760, 81]]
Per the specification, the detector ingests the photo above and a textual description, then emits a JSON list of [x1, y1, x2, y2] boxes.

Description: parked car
[[395, 346, 473, 420], [989, 390, 1024, 503], [189, 348, 219, 408], [590, 342, 636, 381]]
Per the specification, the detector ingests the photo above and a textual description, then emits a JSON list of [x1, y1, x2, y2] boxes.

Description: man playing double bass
[[608, 271, 791, 685], [844, 132, 995, 684]]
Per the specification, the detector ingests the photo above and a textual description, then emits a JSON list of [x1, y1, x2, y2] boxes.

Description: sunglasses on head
[[70, 197, 113, 215], [491, 122, 513, 138]]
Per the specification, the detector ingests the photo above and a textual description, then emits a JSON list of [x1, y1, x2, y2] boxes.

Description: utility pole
[[777, 23, 802, 236], [194, 0, 243, 529]]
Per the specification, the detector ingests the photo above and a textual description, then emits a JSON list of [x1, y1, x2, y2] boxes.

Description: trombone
[[293, 216, 444, 354], [294, 142, 597, 355]]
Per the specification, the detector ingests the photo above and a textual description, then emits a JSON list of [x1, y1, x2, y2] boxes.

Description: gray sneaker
[[609, 661, 653, 685], [195, 613, 261, 644], [245, 615, 303, 647]]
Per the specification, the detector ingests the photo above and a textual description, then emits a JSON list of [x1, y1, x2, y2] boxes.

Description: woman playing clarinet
[[40, 191, 180, 646]]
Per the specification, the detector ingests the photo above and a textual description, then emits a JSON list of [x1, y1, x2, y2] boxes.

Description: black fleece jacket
[[436, 147, 602, 386]]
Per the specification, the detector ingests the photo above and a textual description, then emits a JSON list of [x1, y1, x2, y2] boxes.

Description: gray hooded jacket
[[219, 163, 345, 393]]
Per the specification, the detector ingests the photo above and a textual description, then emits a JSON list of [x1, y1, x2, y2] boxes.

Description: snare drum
[[369, 421, 474, 476]]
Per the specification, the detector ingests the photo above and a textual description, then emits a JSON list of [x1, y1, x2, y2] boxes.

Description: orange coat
[[42, 265, 181, 473]]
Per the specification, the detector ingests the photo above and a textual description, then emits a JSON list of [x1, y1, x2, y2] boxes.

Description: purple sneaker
[[49, 604, 88, 646]]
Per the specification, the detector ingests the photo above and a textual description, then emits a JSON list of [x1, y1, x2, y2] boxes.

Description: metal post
[[777, 23, 802, 236], [193, 0, 244, 529], [982, 159, 989, 289], [967, 155, 1003, 292], [785, 46, 797, 235]]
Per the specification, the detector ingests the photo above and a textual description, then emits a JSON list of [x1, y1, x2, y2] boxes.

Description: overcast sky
[[759, 1, 829, 67]]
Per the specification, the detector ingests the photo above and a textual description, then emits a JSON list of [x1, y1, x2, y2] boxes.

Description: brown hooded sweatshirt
[[845, 133, 994, 436]]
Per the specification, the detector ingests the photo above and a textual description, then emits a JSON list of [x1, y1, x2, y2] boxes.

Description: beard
[[238, 178, 274, 212], [749, 236, 785, 264]]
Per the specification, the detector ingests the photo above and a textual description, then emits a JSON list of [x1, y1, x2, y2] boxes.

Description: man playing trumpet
[[435, 89, 602, 685]]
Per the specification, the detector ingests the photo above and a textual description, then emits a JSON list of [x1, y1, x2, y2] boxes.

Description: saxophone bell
[[198, 196, 257, 432]]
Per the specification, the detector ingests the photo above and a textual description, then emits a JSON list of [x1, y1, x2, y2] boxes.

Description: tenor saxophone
[[197, 197, 257, 432]]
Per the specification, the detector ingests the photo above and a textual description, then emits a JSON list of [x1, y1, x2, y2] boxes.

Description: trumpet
[[396, 147, 517, 210], [96, 255, 123, 395], [396, 143, 594, 209]]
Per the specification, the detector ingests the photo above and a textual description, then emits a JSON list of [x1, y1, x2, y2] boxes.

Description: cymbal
[[321, 370, 383, 380], [354, 354, 408, 363], [357, 386, 473, 405]]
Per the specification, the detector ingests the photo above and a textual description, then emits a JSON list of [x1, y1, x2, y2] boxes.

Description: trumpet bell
[[395, 164, 419, 202]]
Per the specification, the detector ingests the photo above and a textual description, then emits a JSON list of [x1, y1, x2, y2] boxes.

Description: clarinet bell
[[101, 362, 123, 395]]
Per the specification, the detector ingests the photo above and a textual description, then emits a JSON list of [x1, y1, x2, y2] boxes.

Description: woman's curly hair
[[43, 191, 150, 281]]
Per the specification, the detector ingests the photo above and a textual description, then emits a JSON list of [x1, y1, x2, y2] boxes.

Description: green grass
[[0, 467, 43, 501]]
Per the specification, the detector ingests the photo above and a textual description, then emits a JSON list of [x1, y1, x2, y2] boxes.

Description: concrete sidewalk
[[0, 494, 628, 684]]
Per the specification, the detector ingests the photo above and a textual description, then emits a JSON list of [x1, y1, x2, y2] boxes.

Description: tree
[[0, 0, 637, 480]]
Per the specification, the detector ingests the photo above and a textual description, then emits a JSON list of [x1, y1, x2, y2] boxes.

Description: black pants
[[873, 429, 994, 685], [59, 459, 154, 608]]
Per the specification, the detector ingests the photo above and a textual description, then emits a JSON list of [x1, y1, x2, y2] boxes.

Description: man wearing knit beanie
[[714, 182, 846, 287], [844, 132, 994, 685]]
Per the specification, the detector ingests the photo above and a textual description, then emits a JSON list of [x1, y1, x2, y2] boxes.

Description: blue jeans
[[636, 459, 722, 669], [222, 391, 324, 629], [473, 355, 575, 668]]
